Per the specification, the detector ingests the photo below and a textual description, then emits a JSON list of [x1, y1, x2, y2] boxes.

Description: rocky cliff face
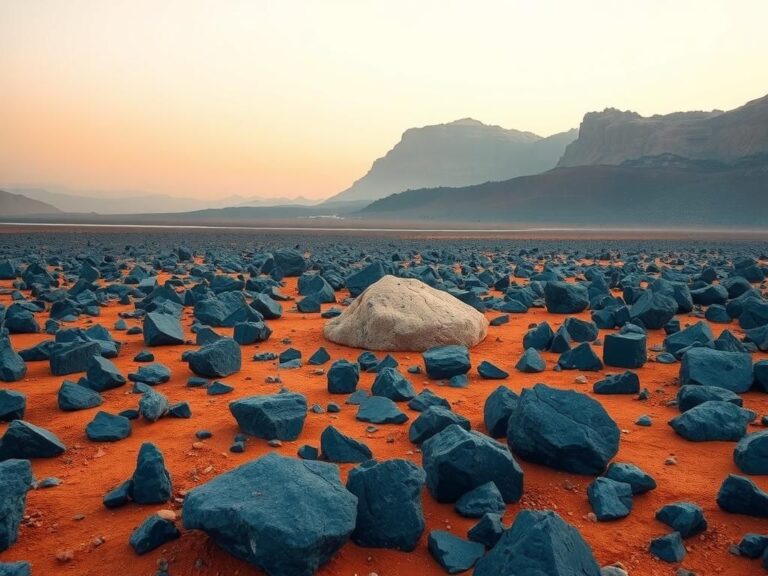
[[327, 119, 576, 203], [558, 94, 768, 167]]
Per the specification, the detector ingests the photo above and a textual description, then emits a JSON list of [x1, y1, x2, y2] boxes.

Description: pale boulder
[[324, 275, 488, 351]]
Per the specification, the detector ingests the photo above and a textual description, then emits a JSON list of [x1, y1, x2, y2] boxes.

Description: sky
[[2, 0, 767, 201]]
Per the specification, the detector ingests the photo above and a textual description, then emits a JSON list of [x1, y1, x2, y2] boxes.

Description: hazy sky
[[2, 1, 767, 201]]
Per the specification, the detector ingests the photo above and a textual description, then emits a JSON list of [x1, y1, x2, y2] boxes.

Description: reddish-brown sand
[[1, 269, 767, 576]]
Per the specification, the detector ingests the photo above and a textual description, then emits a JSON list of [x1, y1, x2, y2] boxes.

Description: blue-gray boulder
[[603, 331, 647, 368], [474, 509, 600, 576], [49, 341, 101, 376], [86, 411, 132, 442], [604, 462, 656, 494], [507, 383, 619, 475], [130, 442, 172, 504], [423, 345, 470, 379], [422, 424, 523, 503], [483, 385, 518, 438], [84, 356, 126, 391], [356, 396, 408, 425], [0, 391, 25, 422], [593, 371, 640, 395], [669, 401, 754, 441], [655, 502, 707, 538], [717, 474, 768, 517], [515, 347, 546, 373], [676, 385, 743, 412], [428, 530, 485, 574], [0, 420, 66, 460], [0, 338, 26, 382], [229, 392, 307, 440], [129, 514, 180, 555], [143, 312, 185, 346], [182, 453, 356, 576], [327, 359, 359, 394], [0, 459, 33, 552], [187, 338, 241, 378], [409, 406, 469, 444], [587, 477, 633, 521], [544, 282, 589, 314], [679, 347, 753, 393], [734, 430, 768, 474], [346, 458, 425, 551], [320, 425, 372, 463], [371, 367, 416, 401], [454, 481, 505, 518]]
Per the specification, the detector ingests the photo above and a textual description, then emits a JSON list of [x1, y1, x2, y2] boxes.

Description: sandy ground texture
[[1, 260, 768, 576]]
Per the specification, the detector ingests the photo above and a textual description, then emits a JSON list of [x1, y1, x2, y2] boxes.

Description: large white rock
[[324, 275, 488, 351]]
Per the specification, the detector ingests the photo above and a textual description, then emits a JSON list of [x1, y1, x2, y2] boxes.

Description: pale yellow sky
[[2, 0, 767, 200]]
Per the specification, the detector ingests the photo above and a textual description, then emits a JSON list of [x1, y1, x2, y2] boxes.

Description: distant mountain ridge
[[7, 187, 315, 214], [358, 154, 768, 228], [558, 94, 768, 167], [326, 118, 577, 203], [0, 189, 62, 216]]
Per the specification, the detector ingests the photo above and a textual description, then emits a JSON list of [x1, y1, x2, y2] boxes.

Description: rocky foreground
[[0, 229, 767, 576]]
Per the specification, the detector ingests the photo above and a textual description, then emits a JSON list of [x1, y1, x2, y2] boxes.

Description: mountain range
[[3, 92, 767, 229], [0, 189, 62, 216], [6, 187, 314, 214], [326, 119, 577, 203]]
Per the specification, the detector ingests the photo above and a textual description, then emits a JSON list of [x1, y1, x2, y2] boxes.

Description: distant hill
[[9, 187, 315, 214], [358, 156, 768, 228], [558, 93, 768, 167], [326, 119, 576, 203], [0, 189, 63, 217]]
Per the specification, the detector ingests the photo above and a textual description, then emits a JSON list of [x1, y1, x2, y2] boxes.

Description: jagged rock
[[734, 430, 768, 474], [676, 385, 742, 412], [324, 276, 487, 351], [655, 502, 707, 538], [664, 321, 714, 357], [467, 512, 504, 548], [523, 322, 554, 350], [327, 359, 359, 394], [483, 385, 518, 438], [679, 348, 753, 393], [371, 367, 416, 401], [587, 477, 633, 521], [229, 392, 308, 440], [604, 462, 656, 494], [139, 388, 170, 422], [738, 533, 768, 558], [130, 443, 172, 504], [508, 383, 619, 475], [320, 425, 372, 463], [477, 360, 508, 379], [183, 453, 355, 576], [422, 424, 523, 503], [356, 396, 408, 425], [428, 530, 485, 574], [593, 371, 640, 395], [408, 388, 451, 412], [0, 561, 30, 576], [58, 380, 103, 411], [603, 331, 647, 368], [515, 347, 546, 373], [0, 338, 27, 382], [0, 459, 33, 552], [544, 282, 589, 314], [629, 290, 677, 329], [0, 391, 25, 422], [143, 312, 185, 346], [409, 406, 470, 444], [251, 293, 283, 319], [187, 338, 241, 378], [455, 481, 506, 518], [649, 531, 686, 562], [474, 509, 600, 576], [128, 363, 171, 386], [129, 514, 180, 555], [86, 411, 132, 442], [669, 401, 754, 441], [423, 345, 471, 379], [233, 321, 272, 344], [557, 342, 603, 371], [0, 420, 66, 460], [307, 347, 330, 365], [345, 262, 387, 297], [49, 341, 101, 376], [716, 474, 768, 517], [346, 459, 426, 551], [84, 356, 126, 391]]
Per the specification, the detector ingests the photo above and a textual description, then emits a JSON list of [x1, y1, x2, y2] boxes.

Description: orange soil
[[1, 274, 767, 576]]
